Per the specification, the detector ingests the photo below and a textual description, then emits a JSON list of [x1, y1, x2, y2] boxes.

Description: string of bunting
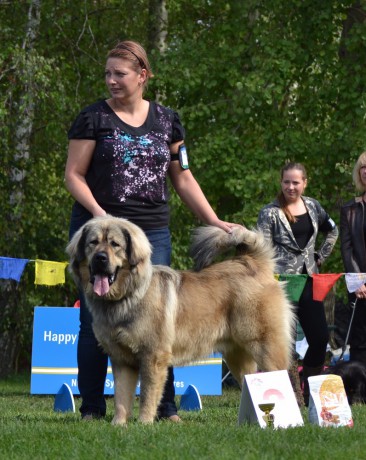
[[1, 256, 366, 298], [0, 257, 68, 286]]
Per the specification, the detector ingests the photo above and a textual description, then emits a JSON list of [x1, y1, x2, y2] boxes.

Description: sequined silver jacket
[[257, 196, 338, 275]]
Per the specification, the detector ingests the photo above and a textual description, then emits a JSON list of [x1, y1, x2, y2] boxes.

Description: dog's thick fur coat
[[67, 216, 294, 425]]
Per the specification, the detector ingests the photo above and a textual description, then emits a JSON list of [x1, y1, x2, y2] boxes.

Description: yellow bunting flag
[[312, 273, 343, 301], [34, 260, 68, 286]]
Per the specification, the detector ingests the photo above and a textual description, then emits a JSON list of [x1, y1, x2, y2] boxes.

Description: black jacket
[[340, 196, 366, 273], [340, 196, 366, 349]]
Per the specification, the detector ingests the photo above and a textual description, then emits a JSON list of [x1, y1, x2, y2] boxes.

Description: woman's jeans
[[69, 205, 177, 418]]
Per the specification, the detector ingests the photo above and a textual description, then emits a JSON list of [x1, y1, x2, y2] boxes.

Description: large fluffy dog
[[67, 215, 294, 425]]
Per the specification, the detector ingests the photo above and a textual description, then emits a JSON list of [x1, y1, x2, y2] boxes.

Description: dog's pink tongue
[[93, 275, 110, 296]]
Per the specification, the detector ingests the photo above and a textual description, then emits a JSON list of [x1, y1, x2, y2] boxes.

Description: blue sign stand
[[31, 307, 222, 396], [180, 384, 202, 411], [54, 383, 75, 413]]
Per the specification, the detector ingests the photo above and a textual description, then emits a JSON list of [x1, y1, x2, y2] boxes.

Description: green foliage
[[2, 0, 366, 372], [153, 0, 366, 273], [0, 0, 151, 373]]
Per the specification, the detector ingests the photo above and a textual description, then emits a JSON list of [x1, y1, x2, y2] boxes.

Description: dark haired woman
[[65, 40, 239, 421], [257, 162, 338, 405]]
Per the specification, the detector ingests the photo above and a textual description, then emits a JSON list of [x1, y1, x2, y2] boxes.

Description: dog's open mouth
[[90, 269, 118, 296]]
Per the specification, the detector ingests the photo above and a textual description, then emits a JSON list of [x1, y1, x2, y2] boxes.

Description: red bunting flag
[[312, 274, 343, 301]]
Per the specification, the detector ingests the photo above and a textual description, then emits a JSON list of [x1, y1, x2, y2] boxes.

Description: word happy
[[43, 331, 77, 345]]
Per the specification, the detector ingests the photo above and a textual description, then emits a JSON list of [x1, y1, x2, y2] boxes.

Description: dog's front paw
[[139, 415, 155, 424], [111, 415, 128, 426]]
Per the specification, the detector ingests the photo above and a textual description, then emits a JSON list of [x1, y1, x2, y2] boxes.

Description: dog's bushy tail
[[190, 225, 275, 271]]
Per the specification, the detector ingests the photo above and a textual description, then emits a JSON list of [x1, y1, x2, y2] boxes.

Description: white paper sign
[[238, 370, 304, 428], [308, 374, 353, 428]]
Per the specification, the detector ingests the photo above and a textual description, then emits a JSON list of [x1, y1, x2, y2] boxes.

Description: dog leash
[[339, 298, 358, 361]]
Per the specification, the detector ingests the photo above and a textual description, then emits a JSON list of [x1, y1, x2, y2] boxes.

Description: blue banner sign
[[31, 307, 222, 396]]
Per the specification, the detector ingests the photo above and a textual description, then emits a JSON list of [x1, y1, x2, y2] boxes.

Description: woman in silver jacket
[[340, 152, 366, 365], [257, 162, 338, 405]]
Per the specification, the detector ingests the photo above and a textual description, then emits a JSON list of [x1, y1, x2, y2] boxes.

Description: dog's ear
[[120, 226, 151, 267], [66, 226, 88, 275], [122, 229, 141, 267]]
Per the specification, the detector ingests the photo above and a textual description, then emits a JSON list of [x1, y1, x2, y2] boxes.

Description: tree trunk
[[147, 0, 167, 103], [0, 280, 26, 377], [0, 0, 41, 377], [147, 0, 168, 55], [339, 2, 366, 60]]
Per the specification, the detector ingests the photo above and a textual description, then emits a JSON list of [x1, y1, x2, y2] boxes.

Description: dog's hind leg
[[224, 349, 258, 389], [248, 337, 290, 372], [111, 363, 139, 426], [138, 352, 171, 424]]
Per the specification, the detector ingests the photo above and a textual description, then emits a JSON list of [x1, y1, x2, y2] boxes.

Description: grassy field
[[1, 373, 365, 460]]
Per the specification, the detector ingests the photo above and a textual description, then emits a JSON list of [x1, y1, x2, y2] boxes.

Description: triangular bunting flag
[[312, 273, 342, 301], [0, 257, 29, 282], [279, 274, 308, 302], [344, 273, 366, 293], [35, 260, 68, 286]]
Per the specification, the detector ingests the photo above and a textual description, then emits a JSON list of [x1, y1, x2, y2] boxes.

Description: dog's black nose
[[91, 252, 109, 272], [95, 252, 108, 263]]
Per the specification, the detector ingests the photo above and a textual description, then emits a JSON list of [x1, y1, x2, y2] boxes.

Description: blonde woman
[[340, 152, 366, 365]]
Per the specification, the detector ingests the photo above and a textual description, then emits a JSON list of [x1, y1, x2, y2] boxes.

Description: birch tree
[[0, 0, 42, 376], [147, 0, 168, 54]]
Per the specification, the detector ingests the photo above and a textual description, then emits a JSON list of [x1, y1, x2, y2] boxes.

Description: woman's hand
[[92, 208, 107, 218], [209, 219, 245, 234], [355, 285, 366, 299]]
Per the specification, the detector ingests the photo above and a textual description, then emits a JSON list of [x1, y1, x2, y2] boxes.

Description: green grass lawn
[[1, 373, 365, 460]]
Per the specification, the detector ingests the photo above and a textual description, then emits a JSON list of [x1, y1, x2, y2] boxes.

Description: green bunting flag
[[279, 274, 308, 302]]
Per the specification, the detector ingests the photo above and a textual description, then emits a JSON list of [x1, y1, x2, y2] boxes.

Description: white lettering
[[174, 381, 185, 388], [136, 380, 184, 388], [64, 334, 74, 345], [105, 379, 114, 389], [43, 330, 77, 345], [44, 331, 52, 341], [71, 379, 78, 387]]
